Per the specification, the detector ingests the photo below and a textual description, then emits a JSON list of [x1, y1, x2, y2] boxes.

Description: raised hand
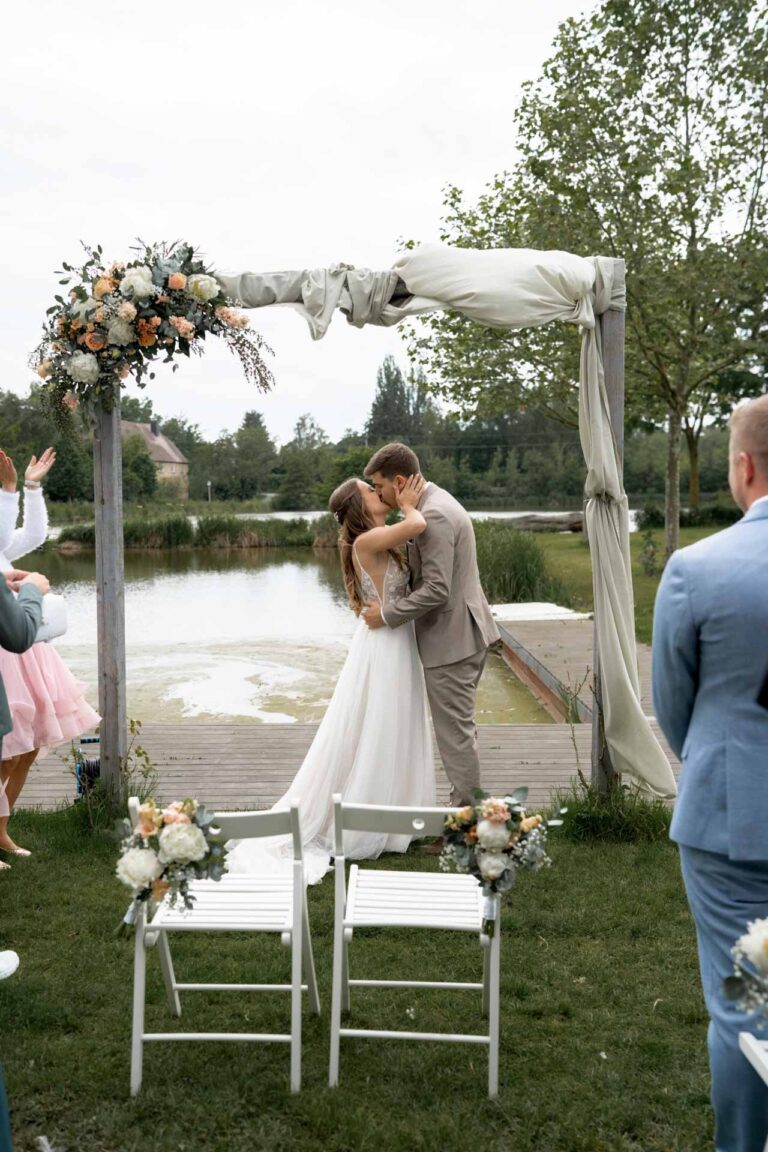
[[0, 450, 17, 493], [5, 569, 50, 595], [396, 473, 426, 512], [25, 447, 56, 485]]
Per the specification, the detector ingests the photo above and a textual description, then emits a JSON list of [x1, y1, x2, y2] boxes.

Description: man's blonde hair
[[730, 394, 768, 479]]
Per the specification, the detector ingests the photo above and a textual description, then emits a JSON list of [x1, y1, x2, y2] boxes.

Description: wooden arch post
[[93, 390, 127, 796], [590, 258, 626, 793]]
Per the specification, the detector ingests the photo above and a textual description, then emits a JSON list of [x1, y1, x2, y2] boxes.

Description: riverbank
[[537, 527, 717, 645]]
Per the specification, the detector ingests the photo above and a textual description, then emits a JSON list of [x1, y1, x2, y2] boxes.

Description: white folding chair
[[128, 797, 320, 1096], [740, 1032, 768, 1086], [328, 795, 502, 1097]]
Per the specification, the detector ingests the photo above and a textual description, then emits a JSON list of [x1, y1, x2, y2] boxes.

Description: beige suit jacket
[[382, 484, 499, 669]]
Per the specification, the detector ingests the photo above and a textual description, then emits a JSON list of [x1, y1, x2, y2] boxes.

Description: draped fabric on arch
[[217, 244, 677, 797]]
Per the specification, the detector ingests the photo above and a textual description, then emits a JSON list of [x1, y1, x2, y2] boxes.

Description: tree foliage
[[405, 0, 768, 554]]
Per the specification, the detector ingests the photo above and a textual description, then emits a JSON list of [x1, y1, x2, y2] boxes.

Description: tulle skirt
[[0, 643, 100, 760], [226, 617, 435, 884]]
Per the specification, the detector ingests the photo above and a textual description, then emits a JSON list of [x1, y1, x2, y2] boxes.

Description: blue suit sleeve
[[651, 552, 698, 759], [0, 582, 42, 654]]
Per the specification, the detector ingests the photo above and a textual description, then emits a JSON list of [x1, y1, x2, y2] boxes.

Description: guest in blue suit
[[652, 394, 768, 1152]]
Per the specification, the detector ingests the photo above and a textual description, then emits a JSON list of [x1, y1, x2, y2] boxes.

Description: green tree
[[119, 395, 157, 423], [122, 435, 158, 502], [234, 411, 277, 498], [408, 0, 768, 556]]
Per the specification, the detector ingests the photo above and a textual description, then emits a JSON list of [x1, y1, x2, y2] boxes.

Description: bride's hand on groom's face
[[362, 602, 385, 630], [396, 473, 425, 512]]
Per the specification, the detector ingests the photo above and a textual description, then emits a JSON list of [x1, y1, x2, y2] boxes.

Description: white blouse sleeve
[[0, 490, 20, 554], [5, 487, 49, 563]]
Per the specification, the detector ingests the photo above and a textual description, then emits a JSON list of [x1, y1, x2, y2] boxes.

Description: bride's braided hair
[[328, 477, 405, 615]]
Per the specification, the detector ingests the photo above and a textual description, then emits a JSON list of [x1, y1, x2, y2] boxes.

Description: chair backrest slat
[[127, 798, 301, 857], [333, 796, 459, 844]]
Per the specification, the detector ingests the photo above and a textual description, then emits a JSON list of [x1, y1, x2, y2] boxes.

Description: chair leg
[[130, 920, 147, 1097], [487, 927, 501, 1099], [329, 882, 345, 1087], [341, 937, 350, 1014], [302, 897, 321, 1016], [482, 940, 491, 1018], [157, 932, 181, 1017], [290, 885, 303, 1093]]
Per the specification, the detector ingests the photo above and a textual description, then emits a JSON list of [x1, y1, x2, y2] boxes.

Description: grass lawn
[[538, 528, 717, 645], [0, 807, 712, 1152]]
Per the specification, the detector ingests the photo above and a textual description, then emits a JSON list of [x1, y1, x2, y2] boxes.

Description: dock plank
[[23, 719, 676, 814]]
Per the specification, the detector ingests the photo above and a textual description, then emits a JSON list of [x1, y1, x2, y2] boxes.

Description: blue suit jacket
[[652, 499, 768, 860]]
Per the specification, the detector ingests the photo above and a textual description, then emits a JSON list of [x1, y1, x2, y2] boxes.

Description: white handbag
[[34, 592, 68, 643]]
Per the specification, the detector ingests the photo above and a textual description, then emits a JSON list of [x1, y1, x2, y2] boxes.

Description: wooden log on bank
[[489, 512, 583, 533]]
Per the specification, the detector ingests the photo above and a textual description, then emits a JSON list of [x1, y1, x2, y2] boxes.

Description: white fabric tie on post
[[218, 244, 676, 796]]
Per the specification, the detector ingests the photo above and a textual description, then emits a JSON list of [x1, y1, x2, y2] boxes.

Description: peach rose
[[167, 273, 187, 290], [84, 331, 107, 352], [169, 316, 195, 340], [37, 360, 53, 378], [519, 814, 543, 833], [118, 301, 137, 322], [93, 276, 116, 300], [138, 332, 157, 348], [63, 390, 79, 412], [161, 803, 191, 825], [151, 879, 170, 903]]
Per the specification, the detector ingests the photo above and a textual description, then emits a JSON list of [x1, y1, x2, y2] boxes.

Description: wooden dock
[[24, 613, 678, 813]]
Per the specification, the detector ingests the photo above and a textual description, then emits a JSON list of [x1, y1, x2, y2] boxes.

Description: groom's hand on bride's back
[[362, 601, 385, 629]]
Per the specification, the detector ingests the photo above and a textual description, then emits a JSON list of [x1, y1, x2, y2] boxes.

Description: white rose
[[477, 851, 509, 883], [116, 846, 163, 891], [476, 819, 510, 851], [120, 265, 155, 300], [107, 319, 135, 346], [66, 351, 100, 385], [72, 296, 100, 321], [158, 822, 208, 866], [186, 273, 220, 302], [738, 918, 768, 975]]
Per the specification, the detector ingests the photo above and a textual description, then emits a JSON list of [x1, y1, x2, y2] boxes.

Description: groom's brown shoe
[[417, 837, 444, 856]]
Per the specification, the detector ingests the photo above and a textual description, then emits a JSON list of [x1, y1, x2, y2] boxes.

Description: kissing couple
[[227, 442, 500, 883]]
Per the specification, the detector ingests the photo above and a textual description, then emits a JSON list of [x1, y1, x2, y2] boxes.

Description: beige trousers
[[423, 647, 488, 806]]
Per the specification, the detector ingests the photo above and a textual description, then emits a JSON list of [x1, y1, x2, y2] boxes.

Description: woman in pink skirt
[[0, 448, 100, 865]]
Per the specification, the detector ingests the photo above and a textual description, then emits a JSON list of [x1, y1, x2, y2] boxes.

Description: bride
[[226, 472, 436, 883]]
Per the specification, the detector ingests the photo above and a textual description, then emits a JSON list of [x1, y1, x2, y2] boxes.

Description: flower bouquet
[[33, 241, 273, 429], [440, 788, 562, 935], [116, 797, 225, 934], [724, 918, 768, 1016]]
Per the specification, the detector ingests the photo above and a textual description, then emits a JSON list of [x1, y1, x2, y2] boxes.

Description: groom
[[362, 443, 499, 806]]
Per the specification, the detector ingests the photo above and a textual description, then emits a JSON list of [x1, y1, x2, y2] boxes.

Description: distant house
[[120, 420, 189, 499]]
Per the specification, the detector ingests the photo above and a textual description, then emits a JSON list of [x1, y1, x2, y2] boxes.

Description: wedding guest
[[652, 394, 768, 1152], [0, 948, 20, 1151], [0, 449, 99, 862]]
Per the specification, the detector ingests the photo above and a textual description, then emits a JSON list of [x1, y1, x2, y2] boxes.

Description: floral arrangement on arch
[[33, 241, 273, 427], [440, 788, 562, 934], [724, 918, 768, 1016], [116, 797, 225, 933]]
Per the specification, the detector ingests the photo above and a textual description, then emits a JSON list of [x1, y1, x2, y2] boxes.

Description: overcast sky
[[2, 0, 586, 446]]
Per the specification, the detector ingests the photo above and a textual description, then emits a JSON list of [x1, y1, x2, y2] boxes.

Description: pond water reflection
[[41, 547, 553, 725]]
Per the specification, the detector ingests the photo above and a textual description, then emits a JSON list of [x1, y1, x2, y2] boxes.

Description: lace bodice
[[355, 551, 409, 607]]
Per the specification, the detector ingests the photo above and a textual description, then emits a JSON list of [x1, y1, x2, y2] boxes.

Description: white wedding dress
[[226, 552, 436, 884]]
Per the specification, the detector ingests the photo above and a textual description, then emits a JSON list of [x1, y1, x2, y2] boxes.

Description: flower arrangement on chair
[[116, 798, 225, 933], [724, 918, 768, 1015], [33, 241, 273, 428], [440, 788, 563, 934]]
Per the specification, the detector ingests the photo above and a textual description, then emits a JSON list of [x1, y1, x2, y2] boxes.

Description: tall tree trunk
[[684, 426, 700, 510], [665, 409, 682, 560]]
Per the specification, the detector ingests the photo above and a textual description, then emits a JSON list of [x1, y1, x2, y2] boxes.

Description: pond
[[40, 547, 554, 726]]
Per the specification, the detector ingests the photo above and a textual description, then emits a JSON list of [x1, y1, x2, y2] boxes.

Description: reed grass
[[474, 522, 570, 605]]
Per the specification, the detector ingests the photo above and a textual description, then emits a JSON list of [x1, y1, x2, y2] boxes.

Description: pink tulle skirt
[[0, 643, 100, 760]]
